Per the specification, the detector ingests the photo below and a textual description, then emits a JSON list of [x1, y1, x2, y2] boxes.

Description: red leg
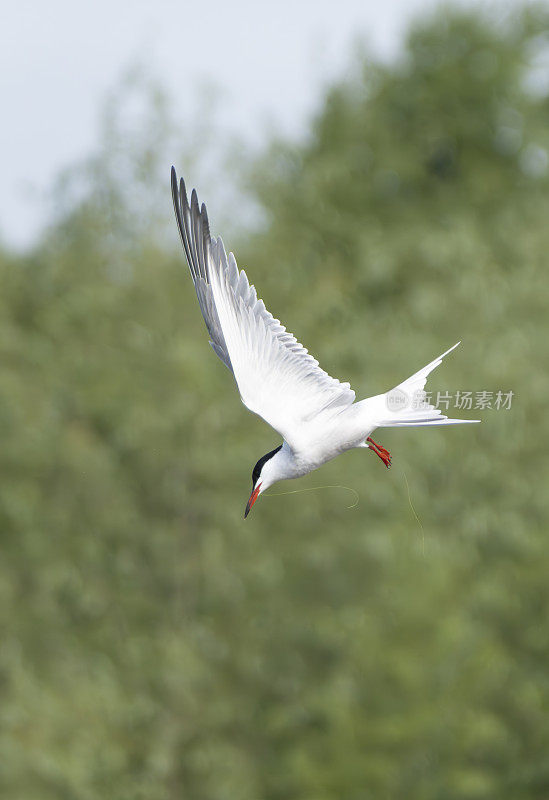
[[367, 436, 392, 468]]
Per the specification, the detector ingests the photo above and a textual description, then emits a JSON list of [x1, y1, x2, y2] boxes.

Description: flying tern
[[171, 168, 479, 518]]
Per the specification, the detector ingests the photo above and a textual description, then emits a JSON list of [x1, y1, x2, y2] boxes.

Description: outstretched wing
[[171, 167, 355, 447]]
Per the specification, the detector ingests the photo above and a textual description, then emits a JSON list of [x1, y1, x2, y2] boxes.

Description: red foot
[[367, 437, 392, 469]]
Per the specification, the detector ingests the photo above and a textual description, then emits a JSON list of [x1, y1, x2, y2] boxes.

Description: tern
[[171, 168, 479, 518]]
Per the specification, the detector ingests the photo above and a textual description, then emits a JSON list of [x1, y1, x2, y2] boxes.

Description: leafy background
[[1, 5, 549, 798]]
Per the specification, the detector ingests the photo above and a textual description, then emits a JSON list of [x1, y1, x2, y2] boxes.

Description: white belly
[[288, 405, 377, 475]]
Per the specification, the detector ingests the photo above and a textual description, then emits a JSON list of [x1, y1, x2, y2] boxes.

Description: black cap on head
[[252, 445, 282, 487]]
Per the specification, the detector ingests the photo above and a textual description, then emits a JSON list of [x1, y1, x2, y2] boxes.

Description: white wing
[[171, 168, 355, 447]]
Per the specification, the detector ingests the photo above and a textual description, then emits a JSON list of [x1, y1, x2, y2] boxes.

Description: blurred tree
[[1, 5, 549, 800]]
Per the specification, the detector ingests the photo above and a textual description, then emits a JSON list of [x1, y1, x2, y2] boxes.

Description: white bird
[[171, 168, 479, 518]]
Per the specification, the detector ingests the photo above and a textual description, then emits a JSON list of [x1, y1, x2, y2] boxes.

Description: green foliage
[[1, 6, 549, 798]]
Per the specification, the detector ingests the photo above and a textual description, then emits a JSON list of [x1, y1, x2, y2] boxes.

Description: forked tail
[[374, 342, 480, 427]]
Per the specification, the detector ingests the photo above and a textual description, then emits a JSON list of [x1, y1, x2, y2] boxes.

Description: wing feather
[[171, 167, 355, 445]]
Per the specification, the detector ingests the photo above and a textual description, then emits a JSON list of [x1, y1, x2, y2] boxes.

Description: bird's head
[[245, 444, 284, 518]]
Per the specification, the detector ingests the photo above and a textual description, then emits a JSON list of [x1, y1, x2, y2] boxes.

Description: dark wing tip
[[170, 166, 179, 204], [180, 177, 189, 211], [171, 170, 212, 283], [171, 168, 192, 267], [201, 202, 211, 240]]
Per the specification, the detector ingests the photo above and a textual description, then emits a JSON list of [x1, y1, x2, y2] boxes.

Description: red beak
[[244, 483, 262, 518]]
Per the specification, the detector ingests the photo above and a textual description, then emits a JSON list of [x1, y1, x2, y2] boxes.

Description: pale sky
[[1, 0, 506, 250]]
